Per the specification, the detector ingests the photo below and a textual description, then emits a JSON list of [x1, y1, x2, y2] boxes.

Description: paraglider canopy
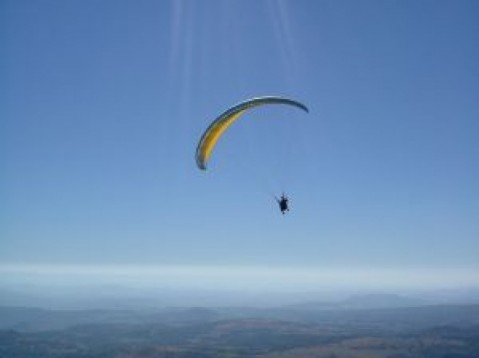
[[195, 96, 309, 170]]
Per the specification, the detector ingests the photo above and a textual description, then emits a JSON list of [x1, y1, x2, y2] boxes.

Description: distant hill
[[341, 293, 429, 309], [0, 306, 148, 332], [1, 303, 479, 333], [287, 293, 429, 310]]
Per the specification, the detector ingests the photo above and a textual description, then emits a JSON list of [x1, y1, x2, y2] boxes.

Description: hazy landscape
[[1, 285, 479, 357]]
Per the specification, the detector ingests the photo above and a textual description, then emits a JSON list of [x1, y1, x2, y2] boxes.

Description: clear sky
[[1, 0, 478, 289]]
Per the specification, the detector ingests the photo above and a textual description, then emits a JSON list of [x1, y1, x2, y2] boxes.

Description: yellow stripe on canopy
[[196, 110, 245, 170]]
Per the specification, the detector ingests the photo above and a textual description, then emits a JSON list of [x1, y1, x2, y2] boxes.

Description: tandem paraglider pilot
[[276, 194, 289, 215]]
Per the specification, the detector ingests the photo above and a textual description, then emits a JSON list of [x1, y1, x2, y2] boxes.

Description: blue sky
[[1, 0, 478, 288]]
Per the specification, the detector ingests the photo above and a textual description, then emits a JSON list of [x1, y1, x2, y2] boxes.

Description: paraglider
[[276, 193, 290, 215], [195, 96, 308, 214]]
